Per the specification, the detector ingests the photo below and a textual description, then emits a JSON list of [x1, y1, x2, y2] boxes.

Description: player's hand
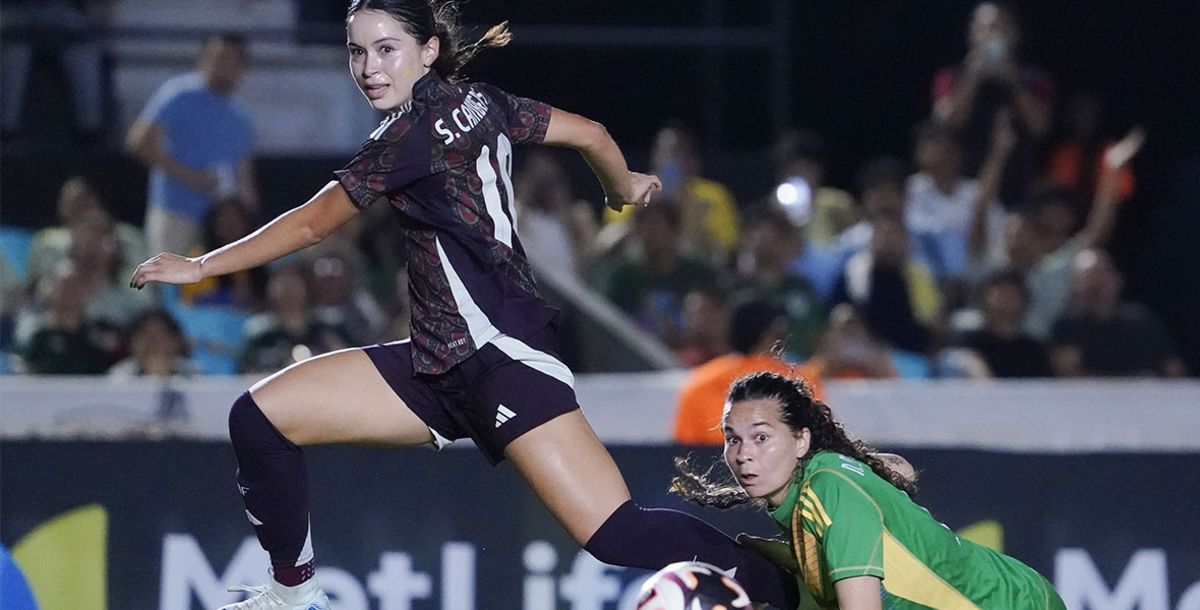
[[1104, 126, 1146, 170], [606, 171, 662, 212], [129, 252, 203, 289]]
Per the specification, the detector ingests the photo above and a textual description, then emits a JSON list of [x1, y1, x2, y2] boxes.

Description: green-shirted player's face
[[722, 398, 811, 508]]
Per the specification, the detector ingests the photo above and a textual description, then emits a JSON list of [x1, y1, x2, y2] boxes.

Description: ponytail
[[348, 0, 512, 82]]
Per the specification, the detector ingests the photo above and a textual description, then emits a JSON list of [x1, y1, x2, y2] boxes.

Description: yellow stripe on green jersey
[[768, 451, 1066, 610]]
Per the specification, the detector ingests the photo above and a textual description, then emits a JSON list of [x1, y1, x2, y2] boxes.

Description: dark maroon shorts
[[363, 324, 579, 465]]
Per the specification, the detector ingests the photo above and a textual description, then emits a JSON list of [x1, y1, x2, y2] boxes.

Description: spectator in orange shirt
[[1044, 91, 1135, 209], [673, 299, 822, 446]]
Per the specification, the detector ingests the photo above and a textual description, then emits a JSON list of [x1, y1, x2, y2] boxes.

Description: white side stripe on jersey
[[436, 237, 502, 348], [496, 133, 518, 236], [435, 236, 573, 389], [476, 143, 514, 248]]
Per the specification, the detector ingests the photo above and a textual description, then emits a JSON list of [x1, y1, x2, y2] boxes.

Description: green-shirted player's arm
[[807, 469, 886, 581], [835, 576, 884, 610]]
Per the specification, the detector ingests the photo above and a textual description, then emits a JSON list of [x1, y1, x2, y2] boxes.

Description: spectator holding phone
[[932, 2, 1053, 206]]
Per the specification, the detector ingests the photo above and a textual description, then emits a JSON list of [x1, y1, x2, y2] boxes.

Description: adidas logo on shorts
[[494, 404, 517, 428]]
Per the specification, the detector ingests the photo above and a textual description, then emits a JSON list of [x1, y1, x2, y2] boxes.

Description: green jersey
[[768, 451, 1064, 610]]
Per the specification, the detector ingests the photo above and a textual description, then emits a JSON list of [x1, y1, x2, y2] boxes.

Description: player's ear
[[794, 427, 811, 460], [422, 36, 440, 68]]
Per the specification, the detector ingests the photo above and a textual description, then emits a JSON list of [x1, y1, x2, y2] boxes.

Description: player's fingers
[[131, 259, 162, 289], [129, 262, 148, 288]]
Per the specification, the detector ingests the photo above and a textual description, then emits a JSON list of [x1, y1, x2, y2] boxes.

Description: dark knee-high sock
[[585, 500, 798, 609], [228, 391, 314, 586]]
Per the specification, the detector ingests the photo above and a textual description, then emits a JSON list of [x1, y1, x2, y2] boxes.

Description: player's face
[[347, 10, 439, 112], [722, 398, 811, 508]]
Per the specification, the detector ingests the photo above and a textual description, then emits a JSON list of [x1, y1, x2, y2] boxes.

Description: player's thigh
[[248, 347, 433, 447], [505, 409, 631, 545]]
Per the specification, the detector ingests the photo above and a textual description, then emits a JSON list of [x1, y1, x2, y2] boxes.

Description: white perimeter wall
[[2, 375, 1198, 452]]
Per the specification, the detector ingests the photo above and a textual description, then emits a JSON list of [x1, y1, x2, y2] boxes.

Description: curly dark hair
[[346, 0, 512, 81], [670, 371, 915, 508]]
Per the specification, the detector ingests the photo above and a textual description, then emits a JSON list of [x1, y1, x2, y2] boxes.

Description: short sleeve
[[333, 114, 432, 210], [807, 470, 886, 582], [141, 79, 187, 127], [476, 83, 552, 145]]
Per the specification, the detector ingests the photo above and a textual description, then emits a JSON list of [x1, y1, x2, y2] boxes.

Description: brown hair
[[347, 0, 511, 81], [670, 371, 915, 508]]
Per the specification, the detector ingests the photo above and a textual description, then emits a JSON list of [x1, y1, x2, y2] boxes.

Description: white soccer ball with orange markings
[[636, 561, 752, 610]]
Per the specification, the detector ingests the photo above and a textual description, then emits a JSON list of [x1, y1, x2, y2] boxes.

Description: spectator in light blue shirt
[[126, 33, 257, 256]]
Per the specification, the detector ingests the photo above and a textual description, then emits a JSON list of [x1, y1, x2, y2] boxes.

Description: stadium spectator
[[13, 204, 150, 351], [1044, 91, 1135, 210], [126, 33, 257, 256], [180, 198, 267, 309], [832, 158, 941, 289], [968, 126, 1144, 339], [66, 207, 153, 330], [905, 116, 1012, 307], [594, 201, 722, 350], [20, 266, 116, 374], [308, 250, 386, 346], [108, 309, 196, 378], [1026, 184, 1083, 255], [832, 214, 942, 354], [676, 286, 730, 368], [0, 0, 104, 140], [354, 204, 410, 313], [604, 123, 739, 264], [770, 129, 859, 250], [673, 299, 822, 446], [732, 207, 827, 360], [955, 268, 1051, 377], [26, 177, 147, 284], [238, 265, 351, 375], [809, 304, 909, 379], [932, 1, 1054, 205], [1049, 249, 1185, 377], [513, 149, 599, 281], [0, 257, 21, 355]]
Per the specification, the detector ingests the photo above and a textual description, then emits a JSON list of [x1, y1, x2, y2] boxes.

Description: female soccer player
[[672, 371, 1065, 610], [130, 1, 798, 608]]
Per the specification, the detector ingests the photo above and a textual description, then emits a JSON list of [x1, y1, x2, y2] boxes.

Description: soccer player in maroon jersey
[[131, 1, 799, 608]]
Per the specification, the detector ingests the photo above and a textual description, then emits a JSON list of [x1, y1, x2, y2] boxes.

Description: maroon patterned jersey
[[334, 71, 555, 374]]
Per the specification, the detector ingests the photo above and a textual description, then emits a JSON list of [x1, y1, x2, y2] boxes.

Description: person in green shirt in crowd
[[672, 371, 1064, 610]]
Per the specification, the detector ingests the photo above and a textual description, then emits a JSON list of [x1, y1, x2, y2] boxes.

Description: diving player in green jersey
[[672, 371, 1065, 610]]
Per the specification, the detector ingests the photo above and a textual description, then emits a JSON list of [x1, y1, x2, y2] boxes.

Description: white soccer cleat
[[217, 577, 330, 610]]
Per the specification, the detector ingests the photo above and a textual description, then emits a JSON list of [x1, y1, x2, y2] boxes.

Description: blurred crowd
[[0, 3, 1188, 384]]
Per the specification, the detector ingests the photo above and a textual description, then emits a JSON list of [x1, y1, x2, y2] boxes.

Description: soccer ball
[[636, 561, 752, 610]]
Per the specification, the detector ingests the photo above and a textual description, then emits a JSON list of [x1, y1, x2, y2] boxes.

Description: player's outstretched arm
[[541, 107, 661, 212], [129, 181, 359, 289]]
